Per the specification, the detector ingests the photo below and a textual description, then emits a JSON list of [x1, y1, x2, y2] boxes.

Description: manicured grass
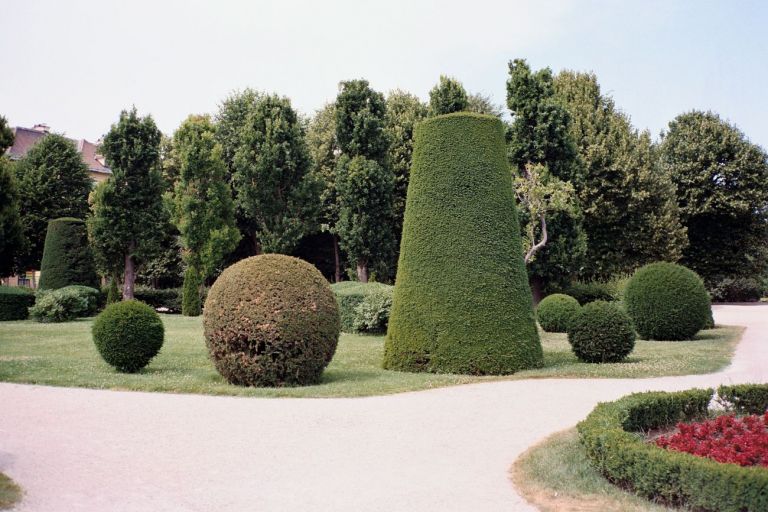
[[0, 472, 22, 510], [0, 316, 741, 398], [511, 428, 672, 512]]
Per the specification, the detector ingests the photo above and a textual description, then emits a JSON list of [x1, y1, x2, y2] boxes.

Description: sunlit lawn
[[0, 316, 741, 398]]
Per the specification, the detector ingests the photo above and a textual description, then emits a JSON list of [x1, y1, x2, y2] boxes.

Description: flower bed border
[[577, 384, 768, 512]]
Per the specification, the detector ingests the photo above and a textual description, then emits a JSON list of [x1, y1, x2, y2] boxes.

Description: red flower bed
[[655, 412, 768, 467]]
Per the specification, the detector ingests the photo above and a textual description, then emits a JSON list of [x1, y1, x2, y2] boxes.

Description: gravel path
[[1, 305, 766, 512]]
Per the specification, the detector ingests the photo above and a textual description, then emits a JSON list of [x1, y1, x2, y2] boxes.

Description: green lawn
[[511, 428, 672, 512], [0, 472, 21, 510], [0, 315, 741, 398]]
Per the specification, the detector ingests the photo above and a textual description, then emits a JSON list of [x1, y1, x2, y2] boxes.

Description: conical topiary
[[38, 217, 99, 290], [383, 113, 542, 374]]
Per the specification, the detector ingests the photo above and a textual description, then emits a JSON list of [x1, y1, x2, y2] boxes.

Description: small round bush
[[568, 301, 636, 363], [92, 300, 164, 373], [536, 294, 581, 332], [624, 262, 710, 340], [203, 254, 340, 387]]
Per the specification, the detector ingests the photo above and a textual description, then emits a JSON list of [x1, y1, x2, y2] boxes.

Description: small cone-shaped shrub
[[181, 267, 202, 317], [39, 218, 99, 290], [106, 277, 120, 305], [384, 113, 541, 374]]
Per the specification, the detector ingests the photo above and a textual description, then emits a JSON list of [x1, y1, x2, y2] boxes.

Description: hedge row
[[577, 385, 768, 512], [331, 281, 393, 332], [0, 286, 35, 321]]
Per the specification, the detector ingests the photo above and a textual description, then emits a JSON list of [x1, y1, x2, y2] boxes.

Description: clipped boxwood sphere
[[624, 262, 710, 340], [39, 218, 99, 290], [92, 300, 164, 372], [568, 301, 635, 363], [537, 294, 581, 332], [203, 254, 340, 387], [384, 113, 541, 375]]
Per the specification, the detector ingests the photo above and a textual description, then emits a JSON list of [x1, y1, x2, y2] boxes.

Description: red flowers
[[655, 412, 768, 467]]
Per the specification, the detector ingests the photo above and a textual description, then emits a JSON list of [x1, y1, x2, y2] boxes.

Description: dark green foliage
[[181, 267, 202, 317], [203, 255, 340, 387], [92, 300, 164, 372], [30, 285, 100, 322], [335, 79, 388, 163], [14, 134, 91, 270], [0, 116, 13, 152], [562, 276, 629, 305], [718, 383, 768, 414], [0, 286, 34, 321], [578, 387, 768, 512], [38, 218, 99, 290], [567, 301, 635, 363], [624, 262, 710, 340], [428, 75, 468, 116], [231, 94, 319, 254], [335, 156, 395, 282], [331, 281, 393, 333], [133, 286, 197, 313], [88, 108, 167, 300], [536, 293, 580, 333], [661, 111, 768, 288], [0, 158, 24, 276], [384, 113, 541, 374], [106, 278, 120, 305], [709, 276, 765, 302]]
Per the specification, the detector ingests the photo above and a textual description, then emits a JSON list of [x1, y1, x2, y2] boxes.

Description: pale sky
[[3, 0, 767, 149]]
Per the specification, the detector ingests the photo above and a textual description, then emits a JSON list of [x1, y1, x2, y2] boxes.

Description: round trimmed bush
[[384, 113, 541, 375], [203, 254, 340, 387], [568, 301, 635, 363], [92, 300, 164, 372], [624, 262, 710, 340], [536, 293, 581, 332], [38, 218, 99, 290]]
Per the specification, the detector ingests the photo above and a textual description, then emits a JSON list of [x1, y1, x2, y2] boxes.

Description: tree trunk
[[356, 258, 368, 283], [123, 242, 136, 300], [529, 275, 544, 305], [333, 235, 341, 283], [252, 232, 262, 255]]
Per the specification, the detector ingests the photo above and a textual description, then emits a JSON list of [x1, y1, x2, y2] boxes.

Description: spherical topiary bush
[[384, 113, 541, 375], [536, 294, 581, 333], [92, 300, 164, 372], [568, 301, 636, 363], [203, 254, 340, 387], [624, 262, 710, 341]]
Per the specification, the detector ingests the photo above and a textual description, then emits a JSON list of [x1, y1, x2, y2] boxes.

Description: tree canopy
[[428, 75, 469, 116]]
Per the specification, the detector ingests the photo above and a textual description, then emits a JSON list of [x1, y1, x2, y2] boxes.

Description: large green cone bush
[[203, 254, 340, 387], [624, 262, 710, 340], [38, 217, 99, 290], [384, 113, 541, 374]]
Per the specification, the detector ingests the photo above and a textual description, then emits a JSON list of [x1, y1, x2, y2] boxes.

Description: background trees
[[13, 134, 92, 272], [334, 79, 395, 282], [88, 108, 167, 299], [660, 111, 768, 293], [169, 115, 240, 315], [0, 117, 23, 277], [428, 75, 469, 116]]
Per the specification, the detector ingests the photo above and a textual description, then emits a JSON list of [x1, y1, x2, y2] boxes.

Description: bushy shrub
[[578, 387, 768, 512], [384, 113, 541, 374], [624, 262, 710, 340], [718, 383, 768, 414], [567, 301, 635, 363], [106, 278, 120, 304], [38, 217, 99, 290], [30, 285, 100, 322], [353, 286, 393, 333], [92, 300, 164, 372], [708, 276, 764, 303], [331, 281, 393, 332], [203, 254, 340, 387], [562, 275, 629, 305], [536, 293, 581, 332], [0, 286, 34, 321]]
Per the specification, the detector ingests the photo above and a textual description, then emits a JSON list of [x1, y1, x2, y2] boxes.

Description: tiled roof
[[5, 126, 112, 175]]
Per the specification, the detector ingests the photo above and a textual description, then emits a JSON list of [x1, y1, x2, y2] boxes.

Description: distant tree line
[[1, 60, 766, 305]]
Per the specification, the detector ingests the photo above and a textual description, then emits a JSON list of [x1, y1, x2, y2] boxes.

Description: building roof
[[5, 125, 112, 176]]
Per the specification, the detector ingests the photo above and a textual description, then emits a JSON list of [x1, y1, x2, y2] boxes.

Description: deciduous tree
[[428, 75, 469, 116], [0, 116, 23, 276]]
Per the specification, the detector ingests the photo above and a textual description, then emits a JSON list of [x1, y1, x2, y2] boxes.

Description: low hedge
[[578, 386, 768, 512], [0, 286, 35, 321], [718, 384, 768, 415], [132, 286, 208, 313], [331, 281, 393, 332]]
